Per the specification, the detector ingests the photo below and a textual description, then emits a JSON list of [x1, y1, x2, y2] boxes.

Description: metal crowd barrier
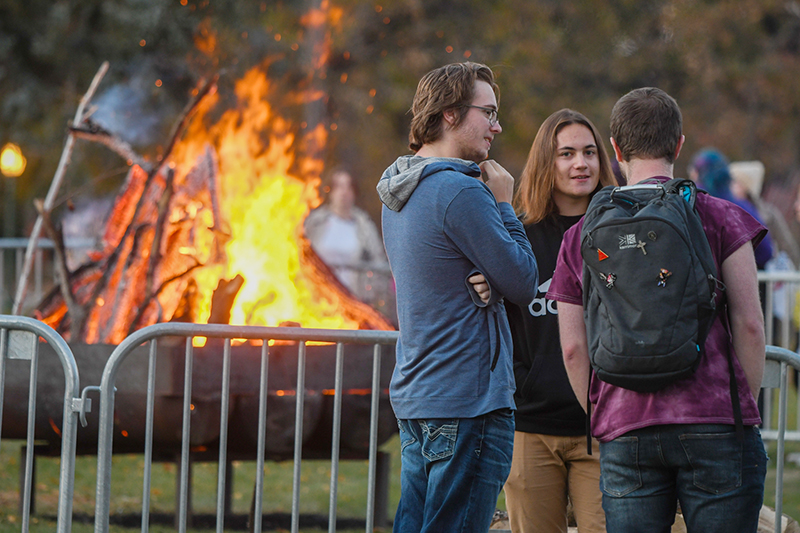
[[0, 315, 84, 533], [0, 237, 96, 314], [92, 322, 399, 533], [758, 271, 800, 442], [763, 346, 800, 533]]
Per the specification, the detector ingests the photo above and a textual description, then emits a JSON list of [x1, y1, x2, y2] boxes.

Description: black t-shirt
[[505, 213, 586, 435]]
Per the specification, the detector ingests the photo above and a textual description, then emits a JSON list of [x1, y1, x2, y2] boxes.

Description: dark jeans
[[393, 409, 514, 533], [599, 424, 768, 533]]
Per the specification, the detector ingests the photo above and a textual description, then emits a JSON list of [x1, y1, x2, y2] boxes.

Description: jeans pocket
[[398, 419, 417, 453], [599, 436, 642, 497], [679, 429, 742, 494], [419, 419, 459, 462]]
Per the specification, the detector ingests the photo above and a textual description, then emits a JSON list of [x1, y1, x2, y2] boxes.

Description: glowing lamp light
[[0, 143, 26, 177]]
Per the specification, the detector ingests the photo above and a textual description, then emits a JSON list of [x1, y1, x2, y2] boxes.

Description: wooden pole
[[11, 61, 109, 315]]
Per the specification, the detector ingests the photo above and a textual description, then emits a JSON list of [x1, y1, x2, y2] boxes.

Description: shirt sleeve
[[547, 220, 584, 305], [443, 185, 538, 307]]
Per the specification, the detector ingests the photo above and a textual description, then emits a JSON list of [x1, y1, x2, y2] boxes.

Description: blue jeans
[[599, 424, 768, 533], [393, 409, 514, 533]]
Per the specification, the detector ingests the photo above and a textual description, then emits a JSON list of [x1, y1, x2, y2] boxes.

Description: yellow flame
[[0, 143, 26, 177], [170, 67, 360, 330]]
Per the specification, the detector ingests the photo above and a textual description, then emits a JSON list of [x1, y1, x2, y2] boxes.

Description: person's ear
[[443, 107, 458, 128], [674, 135, 685, 160], [610, 137, 624, 163]]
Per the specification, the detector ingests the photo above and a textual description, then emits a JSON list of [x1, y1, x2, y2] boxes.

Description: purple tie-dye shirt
[[548, 176, 767, 442]]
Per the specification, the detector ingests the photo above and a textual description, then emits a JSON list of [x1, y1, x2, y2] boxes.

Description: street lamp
[[0, 142, 26, 238]]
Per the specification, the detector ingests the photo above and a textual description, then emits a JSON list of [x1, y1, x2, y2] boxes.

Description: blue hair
[[690, 148, 732, 200]]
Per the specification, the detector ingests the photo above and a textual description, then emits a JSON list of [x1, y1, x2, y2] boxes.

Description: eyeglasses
[[464, 105, 499, 127]]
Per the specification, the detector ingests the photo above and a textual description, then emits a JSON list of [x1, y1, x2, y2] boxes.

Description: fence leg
[[174, 453, 194, 529], [225, 457, 233, 518], [374, 451, 390, 529], [19, 445, 37, 517]]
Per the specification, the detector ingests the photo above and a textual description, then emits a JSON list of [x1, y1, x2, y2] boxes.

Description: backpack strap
[[663, 178, 699, 208], [727, 347, 745, 444], [586, 371, 593, 455]]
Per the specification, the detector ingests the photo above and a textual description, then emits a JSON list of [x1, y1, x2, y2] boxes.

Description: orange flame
[[169, 66, 366, 330]]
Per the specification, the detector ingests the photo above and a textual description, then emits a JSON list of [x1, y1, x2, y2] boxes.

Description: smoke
[[91, 66, 170, 146]]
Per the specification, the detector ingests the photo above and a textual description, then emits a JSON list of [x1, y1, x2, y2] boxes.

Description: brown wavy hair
[[514, 109, 615, 224], [408, 62, 499, 152]]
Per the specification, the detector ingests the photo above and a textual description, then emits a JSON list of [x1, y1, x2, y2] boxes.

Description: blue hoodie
[[377, 155, 538, 419]]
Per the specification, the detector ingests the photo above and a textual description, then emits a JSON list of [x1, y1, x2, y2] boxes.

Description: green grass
[[0, 436, 409, 532]]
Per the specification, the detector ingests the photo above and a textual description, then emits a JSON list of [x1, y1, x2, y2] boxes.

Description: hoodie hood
[[376, 155, 481, 211]]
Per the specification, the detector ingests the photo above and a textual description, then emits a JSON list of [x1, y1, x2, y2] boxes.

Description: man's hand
[[479, 160, 514, 205], [467, 272, 491, 304]]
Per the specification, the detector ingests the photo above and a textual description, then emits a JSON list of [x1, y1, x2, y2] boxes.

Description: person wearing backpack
[[548, 87, 768, 533]]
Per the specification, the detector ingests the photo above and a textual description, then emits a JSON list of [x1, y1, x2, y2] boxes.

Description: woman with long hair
[[492, 109, 615, 532]]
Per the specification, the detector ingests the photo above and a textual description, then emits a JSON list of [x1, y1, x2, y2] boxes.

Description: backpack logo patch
[[597, 249, 609, 261], [657, 268, 672, 287], [618, 234, 638, 249]]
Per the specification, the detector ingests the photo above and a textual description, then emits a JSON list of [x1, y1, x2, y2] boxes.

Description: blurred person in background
[[304, 167, 391, 307], [689, 148, 774, 270], [730, 160, 800, 267]]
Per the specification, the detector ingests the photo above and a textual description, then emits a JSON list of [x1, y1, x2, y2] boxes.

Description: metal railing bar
[[291, 342, 307, 533], [178, 338, 194, 533], [775, 360, 788, 533], [365, 343, 382, 533], [215, 339, 233, 533], [21, 333, 39, 532], [327, 342, 345, 533], [253, 341, 269, 533], [0, 329, 7, 444], [765, 281, 775, 346], [141, 339, 158, 533]]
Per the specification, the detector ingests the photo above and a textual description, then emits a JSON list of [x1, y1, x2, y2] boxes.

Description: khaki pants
[[503, 431, 605, 533]]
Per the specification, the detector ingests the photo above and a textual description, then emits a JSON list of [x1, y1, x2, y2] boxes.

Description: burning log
[[36, 150, 222, 342], [34, 198, 86, 340], [208, 275, 244, 325], [69, 119, 149, 170]]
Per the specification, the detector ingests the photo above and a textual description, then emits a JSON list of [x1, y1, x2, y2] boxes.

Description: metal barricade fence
[[92, 322, 399, 533], [763, 346, 800, 533], [0, 237, 96, 314], [758, 271, 800, 442], [0, 315, 84, 533]]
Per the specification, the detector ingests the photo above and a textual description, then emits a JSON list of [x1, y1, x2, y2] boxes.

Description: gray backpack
[[580, 178, 722, 392]]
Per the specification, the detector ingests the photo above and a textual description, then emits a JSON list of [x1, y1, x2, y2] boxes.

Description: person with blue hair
[[689, 148, 774, 269]]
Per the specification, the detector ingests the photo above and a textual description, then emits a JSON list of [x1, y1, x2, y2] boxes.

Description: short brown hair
[[514, 109, 615, 224], [408, 62, 499, 152], [610, 87, 682, 163]]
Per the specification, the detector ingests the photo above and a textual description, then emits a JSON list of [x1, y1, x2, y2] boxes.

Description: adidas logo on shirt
[[527, 278, 558, 317]]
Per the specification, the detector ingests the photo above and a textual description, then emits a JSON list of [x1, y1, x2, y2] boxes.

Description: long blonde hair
[[514, 109, 615, 224]]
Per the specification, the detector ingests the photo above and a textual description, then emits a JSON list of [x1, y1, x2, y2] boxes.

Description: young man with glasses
[[376, 62, 539, 532]]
